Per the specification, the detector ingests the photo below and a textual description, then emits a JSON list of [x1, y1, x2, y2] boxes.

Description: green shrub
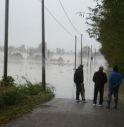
[[46, 86, 55, 95], [0, 81, 54, 124], [0, 94, 4, 108], [17, 84, 44, 96], [0, 76, 15, 86], [0, 86, 26, 108], [3, 88, 18, 105], [27, 84, 44, 95], [0, 81, 54, 108]]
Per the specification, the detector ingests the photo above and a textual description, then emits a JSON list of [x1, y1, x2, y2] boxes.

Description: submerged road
[[5, 98, 124, 127]]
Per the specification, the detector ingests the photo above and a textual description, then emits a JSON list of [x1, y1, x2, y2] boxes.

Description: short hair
[[80, 65, 83, 68], [78, 64, 83, 69], [113, 65, 118, 72], [99, 66, 103, 71]]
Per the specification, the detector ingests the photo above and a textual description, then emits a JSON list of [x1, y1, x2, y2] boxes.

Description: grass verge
[[0, 84, 54, 125]]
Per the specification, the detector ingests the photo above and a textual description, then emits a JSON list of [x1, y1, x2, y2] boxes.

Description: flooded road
[[0, 52, 108, 99]]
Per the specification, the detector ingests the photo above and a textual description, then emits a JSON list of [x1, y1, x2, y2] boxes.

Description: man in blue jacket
[[107, 65, 122, 109]]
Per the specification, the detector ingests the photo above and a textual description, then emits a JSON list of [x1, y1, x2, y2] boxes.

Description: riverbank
[[0, 84, 54, 124]]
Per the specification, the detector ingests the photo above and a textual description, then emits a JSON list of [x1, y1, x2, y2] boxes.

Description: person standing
[[107, 65, 122, 109], [92, 66, 107, 106], [74, 65, 85, 102]]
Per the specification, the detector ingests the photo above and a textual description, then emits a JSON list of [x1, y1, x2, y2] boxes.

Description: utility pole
[[4, 0, 9, 80], [81, 34, 83, 65], [75, 36, 77, 70], [93, 48, 96, 72], [42, 0, 46, 90], [87, 46, 90, 86]]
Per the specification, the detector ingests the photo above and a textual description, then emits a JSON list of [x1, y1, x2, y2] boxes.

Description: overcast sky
[[0, 0, 101, 51]]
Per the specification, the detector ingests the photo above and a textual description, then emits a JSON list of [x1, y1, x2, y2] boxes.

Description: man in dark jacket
[[93, 66, 107, 106], [107, 65, 122, 109], [74, 65, 85, 101]]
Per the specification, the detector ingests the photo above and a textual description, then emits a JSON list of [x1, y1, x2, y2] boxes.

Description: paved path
[[5, 99, 124, 127]]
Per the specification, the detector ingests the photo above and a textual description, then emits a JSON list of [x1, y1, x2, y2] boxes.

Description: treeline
[[87, 0, 124, 76]]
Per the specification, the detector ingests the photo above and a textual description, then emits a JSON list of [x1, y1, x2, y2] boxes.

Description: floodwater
[[0, 51, 108, 99]]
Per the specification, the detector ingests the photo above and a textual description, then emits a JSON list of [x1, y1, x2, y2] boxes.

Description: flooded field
[[0, 52, 108, 99]]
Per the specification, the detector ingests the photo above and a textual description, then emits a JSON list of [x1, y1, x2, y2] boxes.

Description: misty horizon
[[0, 0, 100, 51]]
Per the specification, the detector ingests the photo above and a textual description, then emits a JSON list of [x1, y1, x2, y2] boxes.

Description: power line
[[45, 5, 74, 38], [58, 0, 80, 35]]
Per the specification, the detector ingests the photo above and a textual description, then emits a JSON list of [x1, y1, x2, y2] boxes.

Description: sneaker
[[93, 103, 96, 106], [76, 99, 80, 103], [82, 99, 86, 102]]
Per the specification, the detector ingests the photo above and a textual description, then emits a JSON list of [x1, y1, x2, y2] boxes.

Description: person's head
[[113, 65, 118, 72], [78, 64, 83, 69], [99, 66, 104, 72]]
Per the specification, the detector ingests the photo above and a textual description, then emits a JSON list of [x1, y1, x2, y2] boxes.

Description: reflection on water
[[0, 52, 108, 99]]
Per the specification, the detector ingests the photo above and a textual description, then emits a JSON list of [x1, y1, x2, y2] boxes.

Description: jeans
[[108, 86, 119, 108]]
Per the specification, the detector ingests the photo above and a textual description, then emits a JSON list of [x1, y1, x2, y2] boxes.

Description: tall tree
[[87, 0, 124, 75]]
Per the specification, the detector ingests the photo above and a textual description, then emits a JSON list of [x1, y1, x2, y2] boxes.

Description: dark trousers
[[76, 83, 85, 100], [93, 86, 104, 104], [108, 86, 119, 108]]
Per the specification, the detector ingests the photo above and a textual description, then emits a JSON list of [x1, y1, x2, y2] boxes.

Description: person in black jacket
[[74, 65, 85, 101], [92, 66, 107, 106]]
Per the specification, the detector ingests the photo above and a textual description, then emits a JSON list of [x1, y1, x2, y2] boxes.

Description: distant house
[[50, 56, 64, 65], [9, 52, 23, 60]]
